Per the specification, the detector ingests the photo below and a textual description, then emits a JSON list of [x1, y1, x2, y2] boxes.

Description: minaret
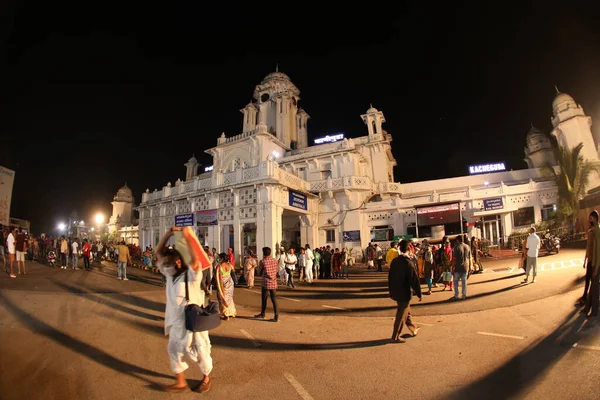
[[184, 155, 199, 181], [550, 89, 597, 162], [361, 104, 386, 136]]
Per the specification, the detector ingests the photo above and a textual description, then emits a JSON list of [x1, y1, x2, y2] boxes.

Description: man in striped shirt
[[254, 247, 279, 322]]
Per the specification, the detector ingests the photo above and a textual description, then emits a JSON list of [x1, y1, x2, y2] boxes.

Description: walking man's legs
[[453, 272, 460, 298], [285, 267, 294, 288], [531, 257, 537, 281], [377, 259, 383, 272], [461, 272, 467, 298], [260, 288, 268, 315], [269, 289, 278, 318], [392, 301, 411, 342], [581, 262, 593, 303]]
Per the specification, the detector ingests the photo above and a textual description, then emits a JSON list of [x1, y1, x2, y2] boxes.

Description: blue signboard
[[483, 198, 504, 211], [289, 190, 307, 210], [175, 213, 194, 227], [343, 230, 361, 242]]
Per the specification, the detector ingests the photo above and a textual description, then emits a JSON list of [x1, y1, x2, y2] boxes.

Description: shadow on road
[[447, 308, 588, 400], [0, 291, 172, 384], [469, 273, 525, 286], [54, 281, 163, 321]]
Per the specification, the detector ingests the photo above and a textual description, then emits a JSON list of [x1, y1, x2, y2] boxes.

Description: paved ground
[[1, 249, 599, 399]]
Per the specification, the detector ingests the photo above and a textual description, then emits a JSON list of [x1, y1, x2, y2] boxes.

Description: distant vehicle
[[544, 234, 560, 254]]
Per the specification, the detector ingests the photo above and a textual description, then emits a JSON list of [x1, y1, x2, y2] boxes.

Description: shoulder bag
[[184, 271, 221, 332]]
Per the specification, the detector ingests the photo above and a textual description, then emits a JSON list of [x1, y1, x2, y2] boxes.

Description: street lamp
[[57, 223, 66, 231], [95, 213, 105, 225]]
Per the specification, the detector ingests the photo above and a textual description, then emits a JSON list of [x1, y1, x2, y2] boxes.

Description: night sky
[[2, 2, 600, 233]]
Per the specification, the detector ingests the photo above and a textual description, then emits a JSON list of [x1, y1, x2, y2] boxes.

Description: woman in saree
[[244, 250, 257, 289], [215, 253, 237, 320]]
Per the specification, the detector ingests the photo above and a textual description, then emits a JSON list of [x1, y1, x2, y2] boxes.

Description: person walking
[[305, 244, 314, 284], [423, 244, 435, 295], [82, 239, 91, 271], [523, 227, 541, 283], [451, 235, 471, 300], [15, 228, 27, 275], [298, 248, 306, 282], [340, 248, 349, 279], [367, 242, 375, 269], [254, 247, 279, 322], [277, 247, 288, 286], [155, 227, 213, 394], [117, 240, 132, 280], [580, 212, 598, 305], [215, 253, 237, 320], [284, 248, 297, 288], [375, 243, 384, 272], [322, 246, 332, 278], [388, 240, 422, 343], [583, 211, 600, 318], [6, 228, 16, 278], [313, 248, 321, 281], [471, 236, 483, 273]]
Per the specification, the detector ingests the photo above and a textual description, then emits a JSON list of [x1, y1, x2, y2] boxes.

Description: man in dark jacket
[[388, 239, 422, 343]]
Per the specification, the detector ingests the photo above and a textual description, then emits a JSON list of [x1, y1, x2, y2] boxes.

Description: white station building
[[137, 72, 598, 264]]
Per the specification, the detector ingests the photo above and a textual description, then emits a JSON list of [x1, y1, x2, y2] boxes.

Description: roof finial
[[531, 122, 534, 129], [554, 85, 560, 94], [370, 103, 373, 108], [276, 63, 279, 72]]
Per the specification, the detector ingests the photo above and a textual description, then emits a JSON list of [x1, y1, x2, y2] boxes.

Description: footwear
[[272, 315, 279, 322], [410, 327, 420, 337], [117, 277, 122, 280], [449, 296, 459, 301], [123, 277, 129, 281], [461, 296, 467, 300], [425, 291, 432, 295], [194, 379, 211, 393], [523, 278, 528, 283], [162, 384, 190, 393], [532, 279, 536, 283], [10, 274, 16, 278], [391, 337, 407, 343], [254, 313, 265, 319]]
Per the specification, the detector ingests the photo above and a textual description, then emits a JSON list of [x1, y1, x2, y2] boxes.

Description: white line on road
[[572, 343, 600, 351], [280, 296, 301, 302], [283, 372, 315, 400], [412, 321, 434, 326], [240, 329, 261, 347], [477, 331, 524, 340], [322, 305, 348, 311], [244, 289, 261, 294]]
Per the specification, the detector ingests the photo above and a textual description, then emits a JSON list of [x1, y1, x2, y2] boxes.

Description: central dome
[[115, 183, 133, 202], [261, 71, 291, 83], [552, 92, 575, 109]]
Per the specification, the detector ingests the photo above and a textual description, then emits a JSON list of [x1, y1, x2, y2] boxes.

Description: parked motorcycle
[[544, 235, 561, 254]]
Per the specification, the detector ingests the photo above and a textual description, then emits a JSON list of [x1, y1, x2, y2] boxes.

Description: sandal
[[162, 384, 190, 393]]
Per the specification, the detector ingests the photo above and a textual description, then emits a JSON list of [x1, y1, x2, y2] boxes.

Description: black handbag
[[184, 271, 221, 332]]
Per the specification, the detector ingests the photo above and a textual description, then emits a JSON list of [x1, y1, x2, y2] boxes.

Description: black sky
[[2, 1, 600, 233]]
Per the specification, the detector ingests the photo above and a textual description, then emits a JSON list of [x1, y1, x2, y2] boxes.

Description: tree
[[543, 140, 600, 228]]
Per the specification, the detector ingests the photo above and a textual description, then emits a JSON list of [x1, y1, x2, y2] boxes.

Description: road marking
[[413, 321, 434, 326], [280, 296, 301, 302], [244, 289, 261, 294], [240, 329, 261, 347], [572, 343, 600, 351], [283, 372, 314, 400], [477, 331, 524, 340], [508, 267, 516, 273], [322, 305, 348, 311]]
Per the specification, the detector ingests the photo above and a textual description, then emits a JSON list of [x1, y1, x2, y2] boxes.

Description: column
[[366, 115, 374, 136]]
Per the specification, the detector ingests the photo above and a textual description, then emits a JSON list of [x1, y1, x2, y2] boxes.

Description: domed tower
[[243, 69, 309, 150], [184, 155, 199, 181], [550, 89, 598, 162], [108, 183, 135, 233], [361, 104, 386, 136], [524, 125, 556, 168]]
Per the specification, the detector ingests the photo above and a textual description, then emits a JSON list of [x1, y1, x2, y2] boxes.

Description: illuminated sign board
[[314, 133, 344, 144], [468, 163, 506, 175], [204, 165, 214, 172]]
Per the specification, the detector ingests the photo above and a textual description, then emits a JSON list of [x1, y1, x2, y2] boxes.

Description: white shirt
[[72, 242, 79, 254], [285, 253, 297, 270], [526, 233, 540, 258], [7, 233, 15, 254], [159, 263, 204, 336], [278, 253, 286, 269], [305, 248, 314, 267]]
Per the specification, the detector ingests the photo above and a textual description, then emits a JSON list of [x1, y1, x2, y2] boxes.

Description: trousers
[[305, 262, 314, 283], [285, 267, 295, 287], [261, 288, 278, 316], [392, 301, 415, 340], [526, 256, 537, 278], [118, 261, 128, 279], [167, 324, 213, 376], [453, 272, 467, 298]]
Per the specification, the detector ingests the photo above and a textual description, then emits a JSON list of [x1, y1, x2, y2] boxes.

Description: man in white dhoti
[[156, 227, 213, 394], [305, 244, 314, 284]]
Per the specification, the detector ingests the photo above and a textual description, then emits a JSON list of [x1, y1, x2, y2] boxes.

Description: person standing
[[15, 228, 27, 275], [523, 227, 541, 283], [155, 227, 213, 394], [284, 248, 297, 288], [215, 253, 237, 320], [254, 247, 279, 322], [322, 246, 332, 278], [340, 248, 349, 279], [82, 239, 91, 270], [6, 229, 16, 278], [313, 248, 321, 281], [580, 211, 598, 306], [386, 241, 400, 269], [0, 229, 6, 270], [277, 247, 288, 286], [305, 244, 314, 284], [71, 238, 80, 270], [470, 237, 483, 273], [451, 235, 471, 300], [583, 211, 600, 318], [367, 243, 375, 269], [388, 240, 422, 343], [423, 244, 435, 295], [375, 243, 384, 272], [244, 250, 257, 289], [298, 248, 306, 282], [117, 240, 132, 280], [59, 236, 69, 269]]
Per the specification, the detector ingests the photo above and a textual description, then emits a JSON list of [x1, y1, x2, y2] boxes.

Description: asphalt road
[[1, 249, 598, 400]]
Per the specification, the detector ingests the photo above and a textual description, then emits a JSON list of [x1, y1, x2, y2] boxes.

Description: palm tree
[[542, 140, 600, 227]]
